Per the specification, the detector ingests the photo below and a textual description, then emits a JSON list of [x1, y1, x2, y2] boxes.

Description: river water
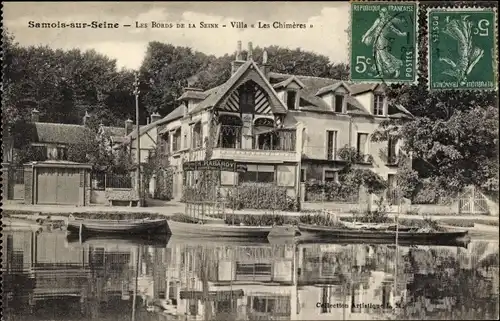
[[3, 229, 499, 321]]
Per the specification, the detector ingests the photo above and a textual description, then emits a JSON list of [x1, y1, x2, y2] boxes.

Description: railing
[[218, 125, 296, 151], [91, 172, 133, 190]]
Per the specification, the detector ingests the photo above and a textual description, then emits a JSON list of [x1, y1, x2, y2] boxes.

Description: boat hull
[[166, 220, 272, 239], [297, 224, 470, 247], [67, 218, 169, 236]]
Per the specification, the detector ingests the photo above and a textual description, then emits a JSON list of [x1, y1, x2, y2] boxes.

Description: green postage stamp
[[428, 8, 498, 91], [350, 2, 418, 83]]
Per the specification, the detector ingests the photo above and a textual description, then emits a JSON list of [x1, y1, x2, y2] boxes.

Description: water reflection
[[2, 230, 499, 321]]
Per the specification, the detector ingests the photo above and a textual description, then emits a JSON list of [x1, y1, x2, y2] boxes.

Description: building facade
[[124, 41, 412, 201]]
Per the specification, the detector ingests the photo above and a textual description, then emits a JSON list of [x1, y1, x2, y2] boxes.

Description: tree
[[372, 1, 499, 198], [67, 129, 116, 171]]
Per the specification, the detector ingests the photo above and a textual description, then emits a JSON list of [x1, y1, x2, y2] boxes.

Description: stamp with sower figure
[[428, 7, 498, 91], [350, 2, 418, 84]]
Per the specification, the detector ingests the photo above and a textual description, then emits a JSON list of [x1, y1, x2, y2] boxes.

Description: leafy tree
[[67, 130, 116, 171], [372, 0, 499, 198]]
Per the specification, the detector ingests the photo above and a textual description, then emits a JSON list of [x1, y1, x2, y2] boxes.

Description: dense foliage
[[372, 1, 499, 199]]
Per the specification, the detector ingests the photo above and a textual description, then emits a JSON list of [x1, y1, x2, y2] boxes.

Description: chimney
[[146, 117, 150, 125], [31, 109, 40, 122], [150, 112, 162, 123], [260, 49, 270, 79], [247, 42, 253, 61], [231, 40, 246, 75], [236, 40, 242, 60], [125, 119, 133, 135], [83, 110, 91, 126]]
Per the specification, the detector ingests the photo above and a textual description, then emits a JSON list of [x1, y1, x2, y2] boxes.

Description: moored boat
[[66, 217, 169, 236], [296, 223, 470, 247], [166, 220, 272, 239]]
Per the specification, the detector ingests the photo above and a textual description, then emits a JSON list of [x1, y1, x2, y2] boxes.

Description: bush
[[224, 214, 296, 226], [168, 213, 201, 224], [305, 180, 359, 202], [225, 183, 299, 211]]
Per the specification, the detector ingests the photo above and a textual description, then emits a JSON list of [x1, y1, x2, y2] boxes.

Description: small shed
[[24, 161, 93, 206]]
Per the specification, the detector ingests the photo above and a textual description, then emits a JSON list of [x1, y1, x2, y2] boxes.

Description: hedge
[[226, 183, 299, 211], [305, 180, 359, 203]]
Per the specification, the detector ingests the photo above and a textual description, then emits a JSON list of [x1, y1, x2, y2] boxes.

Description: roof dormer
[[315, 82, 351, 113], [272, 75, 306, 91], [272, 76, 305, 111], [177, 87, 208, 115]]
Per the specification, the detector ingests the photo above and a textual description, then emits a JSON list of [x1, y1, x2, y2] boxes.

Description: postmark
[[350, 1, 418, 84], [428, 7, 498, 91]]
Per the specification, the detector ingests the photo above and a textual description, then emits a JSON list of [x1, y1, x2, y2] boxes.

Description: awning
[[180, 290, 244, 301]]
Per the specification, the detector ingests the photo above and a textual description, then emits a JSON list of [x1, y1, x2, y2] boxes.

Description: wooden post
[[79, 223, 83, 243]]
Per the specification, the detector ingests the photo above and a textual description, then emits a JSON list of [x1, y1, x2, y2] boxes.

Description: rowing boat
[[297, 223, 470, 246], [166, 220, 272, 239], [66, 217, 168, 236]]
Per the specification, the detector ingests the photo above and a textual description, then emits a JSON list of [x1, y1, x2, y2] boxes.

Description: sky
[[4, 1, 350, 70]]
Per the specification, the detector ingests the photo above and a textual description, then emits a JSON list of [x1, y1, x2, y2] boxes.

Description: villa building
[[124, 41, 412, 201]]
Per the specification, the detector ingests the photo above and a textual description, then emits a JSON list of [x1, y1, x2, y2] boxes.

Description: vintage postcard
[[2, 1, 499, 321]]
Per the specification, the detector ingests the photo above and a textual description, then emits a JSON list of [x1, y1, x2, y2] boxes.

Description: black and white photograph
[[1, 1, 499, 320]]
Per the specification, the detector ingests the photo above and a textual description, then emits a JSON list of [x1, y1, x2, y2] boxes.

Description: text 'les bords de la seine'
[[28, 21, 310, 29]]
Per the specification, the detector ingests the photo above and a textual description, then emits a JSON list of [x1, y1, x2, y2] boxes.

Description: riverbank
[[2, 202, 499, 227]]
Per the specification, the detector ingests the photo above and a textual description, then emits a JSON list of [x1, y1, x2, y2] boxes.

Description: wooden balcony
[[184, 125, 299, 163]]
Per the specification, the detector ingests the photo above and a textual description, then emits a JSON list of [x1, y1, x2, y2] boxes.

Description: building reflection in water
[[2, 230, 499, 321]]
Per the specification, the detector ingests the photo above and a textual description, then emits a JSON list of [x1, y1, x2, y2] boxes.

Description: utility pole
[[133, 72, 142, 206]]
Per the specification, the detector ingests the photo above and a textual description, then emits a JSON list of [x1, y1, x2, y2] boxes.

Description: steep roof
[[268, 72, 367, 114], [189, 60, 288, 115], [27, 122, 95, 145], [126, 105, 187, 141], [350, 83, 379, 95]]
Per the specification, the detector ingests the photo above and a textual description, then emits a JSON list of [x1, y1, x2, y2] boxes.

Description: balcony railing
[[217, 125, 296, 152]]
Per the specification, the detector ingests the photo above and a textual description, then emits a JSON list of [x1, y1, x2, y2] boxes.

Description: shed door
[[37, 168, 81, 205]]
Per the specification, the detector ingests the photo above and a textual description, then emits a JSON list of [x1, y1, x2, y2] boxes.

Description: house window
[[373, 94, 385, 116], [172, 129, 181, 152], [239, 83, 255, 114], [191, 122, 203, 149], [219, 115, 242, 149], [388, 136, 397, 163], [57, 147, 68, 160], [239, 165, 275, 184], [326, 130, 337, 160], [287, 91, 297, 110], [357, 133, 369, 155], [334, 95, 344, 113], [160, 133, 169, 154], [324, 170, 339, 182]]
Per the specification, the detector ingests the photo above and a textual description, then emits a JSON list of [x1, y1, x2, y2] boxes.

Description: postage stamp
[[350, 1, 418, 83], [428, 8, 498, 91]]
